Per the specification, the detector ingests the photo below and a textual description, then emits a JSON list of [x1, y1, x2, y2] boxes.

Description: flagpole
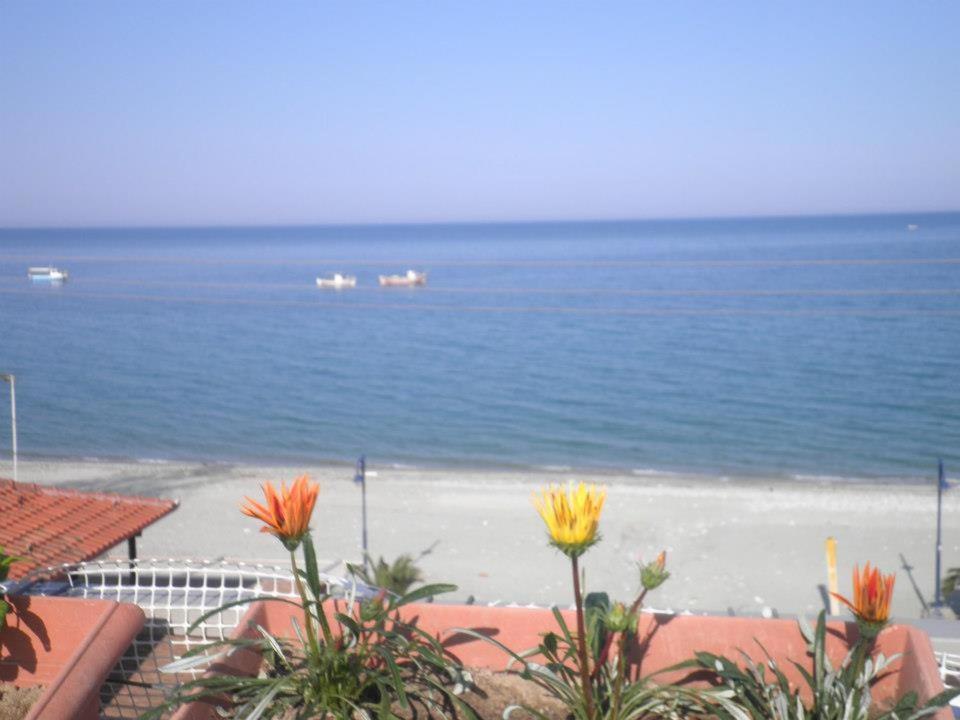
[[355, 455, 369, 572], [936, 458, 945, 608]]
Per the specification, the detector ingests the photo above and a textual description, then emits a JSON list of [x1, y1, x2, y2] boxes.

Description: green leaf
[[336, 612, 362, 639], [584, 592, 609, 611], [185, 595, 304, 635], [790, 659, 815, 693], [543, 631, 558, 655], [504, 704, 551, 720], [920, 687, 960, 709], [550, 606, 576, 646], [395, 583, 456, 606], [813, 609, 826, 693], [447, 626, 530, 667], [245, 680, 284, 720], [651, 658, 703, 675], [373, 646, 409, 709], [584, 591, 609, 658], [156, 635, 267, 672], [255, 624, 291, 670], [301, 534, 323, 599], [289, 615, 306, 648]]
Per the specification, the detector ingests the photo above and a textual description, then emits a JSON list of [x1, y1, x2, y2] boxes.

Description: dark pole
[[127, 533, 139, 585], [936, 459, 945, 608], [355, 455, 368, 571]]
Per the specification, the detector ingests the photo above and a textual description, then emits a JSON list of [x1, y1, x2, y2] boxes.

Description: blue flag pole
[[354, 455, 368, 571], [936, 459, 945, 608]]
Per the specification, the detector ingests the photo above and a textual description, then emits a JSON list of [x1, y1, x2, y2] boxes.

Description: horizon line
[[1, 207, 958, 233]]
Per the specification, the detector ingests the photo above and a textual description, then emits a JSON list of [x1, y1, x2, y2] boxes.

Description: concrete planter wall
[[0, 595, 146, 720], [172, 601, 950, 720]]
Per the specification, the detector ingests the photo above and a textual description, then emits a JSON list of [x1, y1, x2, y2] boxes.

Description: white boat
[[316, 273, 357, 289], [907, 224, 919, 231], [378, 269, 427, 287], [28, 267, 69, 282]]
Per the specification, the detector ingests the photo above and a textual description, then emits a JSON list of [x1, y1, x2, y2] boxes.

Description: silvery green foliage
[[347, 553, 425, 596], [683, 610, 958, 720]]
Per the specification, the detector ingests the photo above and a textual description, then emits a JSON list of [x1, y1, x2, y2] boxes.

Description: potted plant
[[0, 545, 146, 720], [153, 477, 476, 720]]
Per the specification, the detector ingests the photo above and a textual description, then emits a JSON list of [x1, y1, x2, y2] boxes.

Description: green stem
[[852, 639, 869, 676], [849, 634, 874, 708], [627, 588, 648, 618], [572, 555, 596, 720], [290, 549, 326, 659], [609, 631, 629, 720]]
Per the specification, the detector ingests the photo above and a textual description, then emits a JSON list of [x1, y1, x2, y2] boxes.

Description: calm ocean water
[[0, 214, 958, 482]]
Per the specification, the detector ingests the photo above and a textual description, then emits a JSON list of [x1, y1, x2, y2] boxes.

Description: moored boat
[[316, 273, 357, 289], [378, 269, 427, 287], [28, 266, 69, 282]]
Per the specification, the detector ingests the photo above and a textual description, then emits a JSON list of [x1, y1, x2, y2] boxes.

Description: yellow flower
[[241, 475, 319, 550], [533, 482, 606, 557]]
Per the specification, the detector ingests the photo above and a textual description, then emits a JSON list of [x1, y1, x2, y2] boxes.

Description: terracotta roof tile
[[0, 479, 178, 578]]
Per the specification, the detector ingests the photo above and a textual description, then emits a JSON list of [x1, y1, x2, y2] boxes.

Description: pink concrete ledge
[[0, 595, 146, 720]]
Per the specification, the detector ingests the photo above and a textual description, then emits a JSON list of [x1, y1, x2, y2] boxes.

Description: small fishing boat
[[28, 267, 69, 282], [316, 273, 357, 289], [378, 269, 427, 287]]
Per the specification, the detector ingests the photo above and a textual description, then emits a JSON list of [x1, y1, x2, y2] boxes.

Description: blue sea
[[1, 213, 958, 482]]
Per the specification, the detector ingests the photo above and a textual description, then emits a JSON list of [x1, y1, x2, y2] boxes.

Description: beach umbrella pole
[[355, 455, 369, 571], [935, 459, 945, 608]]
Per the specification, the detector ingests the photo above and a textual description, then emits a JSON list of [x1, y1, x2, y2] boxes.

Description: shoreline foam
[[0, 450, 938, 487]]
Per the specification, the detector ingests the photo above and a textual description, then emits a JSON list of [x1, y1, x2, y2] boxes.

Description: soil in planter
[[371, 668, 568, 720], [0, 684, 43, 720], [388, 669, 568, 720], [189, 669, 568, 720], [460, 669, 568, 720]]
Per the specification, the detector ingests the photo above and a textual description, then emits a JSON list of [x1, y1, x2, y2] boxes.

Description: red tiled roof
[[0, 479, 178, 578]]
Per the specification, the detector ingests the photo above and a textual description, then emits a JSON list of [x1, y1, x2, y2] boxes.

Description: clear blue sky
[[1, 2, 958, 227]]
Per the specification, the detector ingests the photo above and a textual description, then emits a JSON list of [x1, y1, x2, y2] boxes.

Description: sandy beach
[[1, 458, 955, 620]]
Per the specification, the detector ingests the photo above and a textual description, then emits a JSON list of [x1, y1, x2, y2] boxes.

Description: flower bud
[[604, 601, 638, 633], [640, 551, 670, 591]]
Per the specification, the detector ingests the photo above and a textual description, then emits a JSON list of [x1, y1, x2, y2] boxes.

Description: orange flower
[[831, 563, 895, 636], [241, 475, 319, 550]]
